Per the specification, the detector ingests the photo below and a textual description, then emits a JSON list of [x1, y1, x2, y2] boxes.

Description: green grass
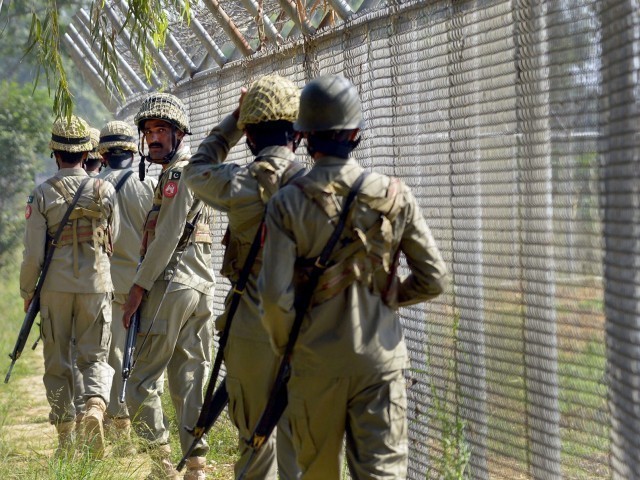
[[0, 250, 238, 478]]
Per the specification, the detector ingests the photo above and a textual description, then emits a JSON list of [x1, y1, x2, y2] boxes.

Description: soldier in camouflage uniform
[[184, 74, 303, 480], [97, 121, 156, 455], [20, 115, 119, 458], [258, 75, 449, 479], [121, 93, 215, 480]]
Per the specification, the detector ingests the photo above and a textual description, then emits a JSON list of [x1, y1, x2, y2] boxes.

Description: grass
[[0, 251, 238, 479]]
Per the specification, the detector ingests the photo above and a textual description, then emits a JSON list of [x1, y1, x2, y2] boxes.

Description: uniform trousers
[[287, 369, 408, 480], [225, 336, 299, 480], [125, 281, 213, 455], [40, 291, 114, 424]]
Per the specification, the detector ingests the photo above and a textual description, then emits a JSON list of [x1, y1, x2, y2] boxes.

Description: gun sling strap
[[188, 160, 306, 440], [247, 170, 368, 452], [5, 177, 91, 383]]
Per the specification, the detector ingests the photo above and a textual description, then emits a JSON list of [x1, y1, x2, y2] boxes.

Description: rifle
[[237, 172, 367, 479], [119, 308, 140, 403], [5, 177, 91, 383], [177, 219, 267, 471]]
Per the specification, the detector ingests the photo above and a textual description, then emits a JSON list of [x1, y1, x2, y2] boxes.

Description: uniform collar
[[255, 145, 296, 162], [56, 168, 89, 177]]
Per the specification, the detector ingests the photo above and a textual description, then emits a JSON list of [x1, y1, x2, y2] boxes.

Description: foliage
[[19, 0, 191, 120], [0, 81, 53, 268]]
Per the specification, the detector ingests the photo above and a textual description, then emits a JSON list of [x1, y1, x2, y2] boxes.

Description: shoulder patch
[[163, 180, 179, 198], [27, 195, 34, 204], [25, 204, 32, 219], [169, 171, 181, 180]]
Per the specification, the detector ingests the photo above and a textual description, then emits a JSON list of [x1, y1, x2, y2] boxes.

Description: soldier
[[184, 74, 303, 480], [121, 93, 215, 480], [83, 127, 103, 176], [258, 75, 448, 479], [97, 120, 156, 455], [20, 115, 119, 458]]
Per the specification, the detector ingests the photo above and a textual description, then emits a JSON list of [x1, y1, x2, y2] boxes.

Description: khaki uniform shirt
[[98, 167, 156, 295], [185, 113, 285, 341], [259, 156, 448, 377], [133, 145, 215, 294], [20, 168, 119, 297]]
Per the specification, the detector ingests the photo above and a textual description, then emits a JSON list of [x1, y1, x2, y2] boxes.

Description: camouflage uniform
[[20, 115, 119, 457], [97, 121, 156, 423], [123, 94, 215, 478], [184, 75, 303, 480], [258, 75, 448, 480]]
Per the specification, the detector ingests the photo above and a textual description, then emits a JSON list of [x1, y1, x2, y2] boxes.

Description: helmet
[[134, 93, 191, 134], [87, 127, 102, 160], [294, 75, 363, 132], [237, 74, 300, 129], [98, 121, 137, 154], [49, 115, 93, 153]]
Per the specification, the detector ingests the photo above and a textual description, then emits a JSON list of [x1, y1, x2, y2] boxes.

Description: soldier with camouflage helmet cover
[[121, 92, 215, 480], [258, 75, 448, 479], [20, 114, 120, 459], [184, 74, 304, 480], [83, 127, 103, 176], [96, 120, 156, 455]]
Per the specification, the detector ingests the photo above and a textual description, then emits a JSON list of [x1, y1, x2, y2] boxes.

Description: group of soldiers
[[19, 73, 448, 480]]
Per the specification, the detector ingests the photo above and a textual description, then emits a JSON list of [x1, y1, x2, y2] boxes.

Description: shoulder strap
[[114, 170, 134, 193], [287, 171, 368, 354]]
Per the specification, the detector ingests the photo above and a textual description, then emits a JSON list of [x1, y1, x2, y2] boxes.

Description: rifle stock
[[120, 308, 140, 404], [5, 295, 41, 384]]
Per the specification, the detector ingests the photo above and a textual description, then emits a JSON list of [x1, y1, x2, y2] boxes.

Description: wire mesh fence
[[99, 0, 638, 478]]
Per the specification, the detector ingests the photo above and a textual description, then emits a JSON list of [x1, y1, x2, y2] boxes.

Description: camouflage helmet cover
[[294, 75, 364, 132], [49, 115, 93, 153], [134, 92, 191, 134], [237, 74, 300, 129], [98, 121, 137, 154], [87, 127, 102, 160]]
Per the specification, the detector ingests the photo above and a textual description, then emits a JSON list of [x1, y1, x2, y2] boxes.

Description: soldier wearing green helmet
[[258, 75, 448, 479], [184, 74, 304, 480], [122, 92, 215, 480], [20, 115, 120, 459], [96, 120, 156, 455]]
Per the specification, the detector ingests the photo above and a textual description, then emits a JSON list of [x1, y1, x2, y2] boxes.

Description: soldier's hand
[[232, 87, 248, 120], [122, 284, 145, 328], [23, 298, 31, 313]]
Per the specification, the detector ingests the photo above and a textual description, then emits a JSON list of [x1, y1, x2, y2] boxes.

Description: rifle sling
[[114, 170, 134, 193]]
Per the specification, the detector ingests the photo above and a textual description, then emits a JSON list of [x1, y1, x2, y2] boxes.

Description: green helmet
[[49, 115, 93, 153], [98, 121, 137, 154], [294, 75, 363, 132], [87, 127, 102, 160], [237, 74, 300, 129], [134, 93, 191, 134]]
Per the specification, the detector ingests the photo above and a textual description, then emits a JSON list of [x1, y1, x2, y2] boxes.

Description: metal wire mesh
[[109, 0, 640, 478]]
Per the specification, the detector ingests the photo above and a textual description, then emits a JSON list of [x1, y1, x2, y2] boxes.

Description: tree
[[15, 0, 188, 120], [0, 81, 53, 267]]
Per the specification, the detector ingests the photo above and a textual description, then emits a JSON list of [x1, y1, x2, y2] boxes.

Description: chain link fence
[[111, 0, 638, 478]]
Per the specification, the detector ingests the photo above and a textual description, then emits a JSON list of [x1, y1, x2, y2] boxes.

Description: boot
[[111, 417, 137, 457], [184, 456, 207, 480], [147, 444, 181, 480], [55, 421, 76, 458], [81, 396, 107, 458]]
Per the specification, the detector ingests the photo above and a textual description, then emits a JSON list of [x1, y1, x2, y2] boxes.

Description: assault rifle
[[237, 173, 367, 479], [5, 177, 90, 383], [119, 308, 140, 403]]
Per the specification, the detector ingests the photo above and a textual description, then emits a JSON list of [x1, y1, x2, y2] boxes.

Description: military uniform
[[186, 125, 301, 479], [258, 76, 448, 480], [20, 167, 119, 428], [125, 142, 215, 457], [98, 165, 155, 418]]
